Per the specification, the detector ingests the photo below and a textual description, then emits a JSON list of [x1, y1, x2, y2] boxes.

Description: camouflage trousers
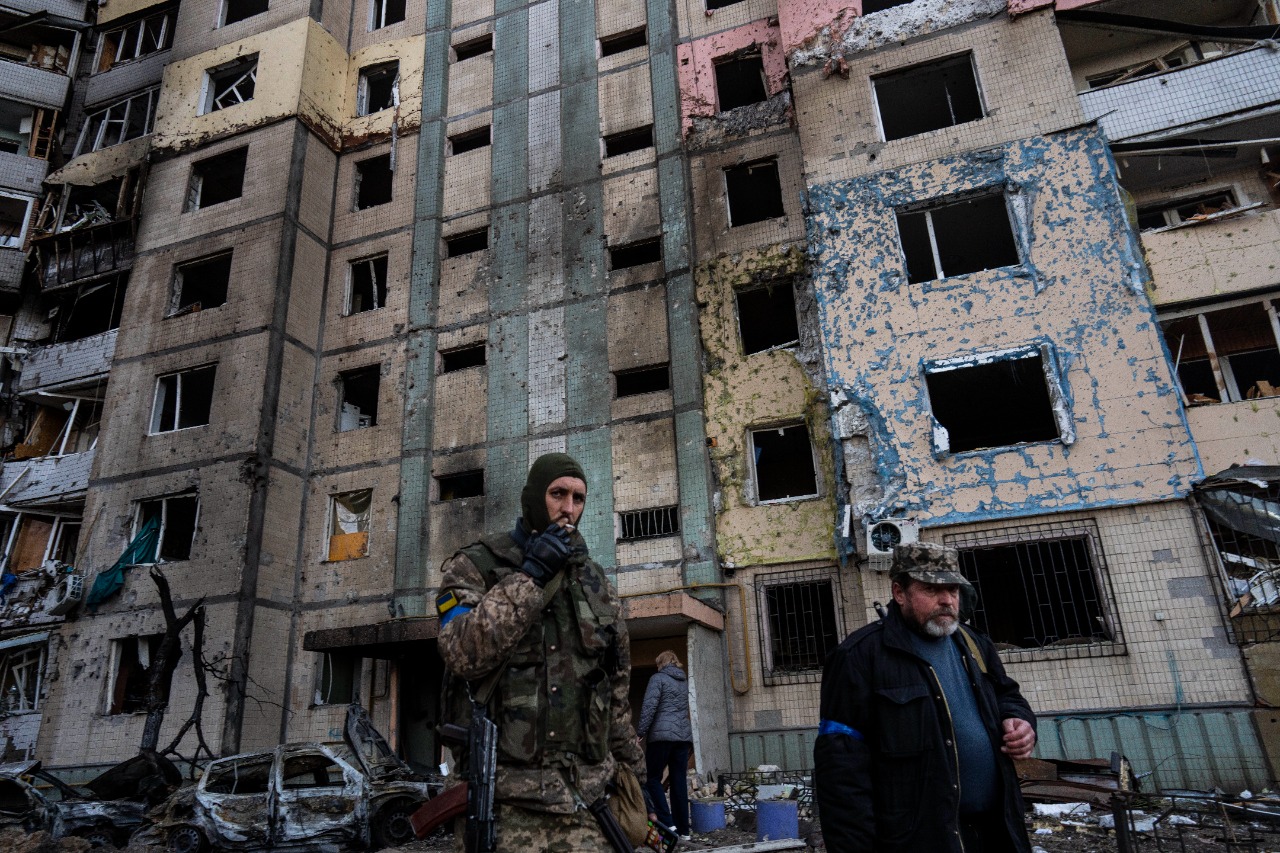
[[451, 802, 610, 853]]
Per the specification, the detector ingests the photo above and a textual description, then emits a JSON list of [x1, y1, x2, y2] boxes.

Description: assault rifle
[[433, 702, 498, 853]]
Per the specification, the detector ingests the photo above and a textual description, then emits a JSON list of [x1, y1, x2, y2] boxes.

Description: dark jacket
[[636, 665, 692, 743], [813, 602, 1035, 853]]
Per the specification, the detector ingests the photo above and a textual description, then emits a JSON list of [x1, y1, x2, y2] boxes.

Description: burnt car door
[[196, 752, 274, 848], [0, 761, 49, 832], [272, 746, 367, 848]]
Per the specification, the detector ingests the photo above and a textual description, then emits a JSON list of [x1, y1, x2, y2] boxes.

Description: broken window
[[55, 274, 129, 343], [618, 505, 679, 542], [715, 51, 767, 111], [437, 470, 484, 501], [204, 754, 272, 794], [171, 252, 232, 316], [282, 752, 346, 788], [0, 98, 34, 155], [51, 519, 81, 563], [338, 365, 380, 431], [97, 9, 174, 72], [862, 0, 915, 13], [737, 280, 799, 354], [725, 159, 785, 227], [615, 364, 670, 398], [608, 237, 661, 270], [355, 154, 393, 209], [1137, 189, 1240, 231], [444, 228, 488, 257], [2, 515, 57, 572], [453, 33, 493, 61], [1086, 42, 1209, 89], [315, 653, 361, 705], [449, 126, 491, 154], [150, 364, 217, 433], [440, 343, 485, 373], [1197, 472, 1280, 643], [897, 191, 1019, 283], [1160, 298, 1280, 404], [604, 125, 653, 158], [75, 88, 160, 154], [347, 254, 388, 314], [136, 493, 199, 562], [107, 635, 162, 715], [925, 346, 1072, 454], [56, 177, 129, 231], [370, 0, 406, 30], [222, 0, 269, 26], [750, 423, 818, 502], [756, 570, 840, 684], [947, 519, 1121, 660], [0, 193, 33, 249], [358, 62, 398, 116], [874, 53, 984, 142], [0, 641, 45, 713], [187, 147, 248, 210], [600, 28, 646, 57], [328, 490, 371, 561], [14, 402, 103, 460], [202, 56, 257, 114]]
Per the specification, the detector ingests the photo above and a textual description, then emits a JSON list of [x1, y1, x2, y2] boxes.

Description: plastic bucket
[[690, 800, 726, 833], [756, 799, 799, 841]]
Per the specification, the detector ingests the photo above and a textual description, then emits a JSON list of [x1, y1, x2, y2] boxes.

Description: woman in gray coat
[[636, 650, 693, 839]]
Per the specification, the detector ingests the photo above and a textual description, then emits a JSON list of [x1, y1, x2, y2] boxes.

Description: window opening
[[756, 570, 840, 683], [107, 635, 162, 714], [55, 275, 128, 342], [6, 515, 54, 572], [604, 125, 653, 157], [608, 237, 661, 270], [187, 147, 248, 210], [1086, 42, 1208, 89], [355, 154, 393, 209], [925, 351, 1062, 454], [751, 423, 818, 502], [222, 0, 269, 26], [1137, 189, 1239, 231], [171, 252, 232, 316], [0, 642, 45, 713], [725, 159, 784, 227], [204, 756, 273, 794], [707, 0, 746, 10], [618, 505, 679, 541], [0, 193, 32, 249], [137, 494, 199, 561], [874, 53, 984, 141], [445, 228, 488, 257], [150, 364, 217, 433], [600, 28, 646, 57], [440, 343, 486, 373], [370, 0, 406, 30], [328, 490, 372, 560], [97, 9, 174, 72], [715, 52, 767, 111], [348, 254, 388, 314], [0, 98, 34, 155], [438, 470, 484, 501], [358, 62, 399, 116], [1161, 299, 1280, 404], [51, 519, 81, 563], [897, 191, 1018, 283], [203, 56, 258, 114], [338, 365, 380, 431], [737, 281, 799, 354], [453, 34, 493, 61], [315, 653, 362, 705], [75, 89, 160, 154], [449, 126, 491, 154], [615, 364, 670, 397]]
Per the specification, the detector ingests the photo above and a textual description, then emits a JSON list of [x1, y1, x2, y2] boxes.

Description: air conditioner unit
[[865, 519, 919, 559], [47, 573, 84, 616]]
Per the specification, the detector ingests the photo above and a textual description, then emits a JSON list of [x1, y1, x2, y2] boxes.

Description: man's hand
[[1000, 718, 1036, 759], [520, 525, 574, 587]]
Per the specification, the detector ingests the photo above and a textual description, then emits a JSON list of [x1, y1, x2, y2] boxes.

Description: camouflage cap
[[889, 541, 972, 588]]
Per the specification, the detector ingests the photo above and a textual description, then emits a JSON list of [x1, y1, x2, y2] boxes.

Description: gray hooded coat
[[637, 664, 692, 743]]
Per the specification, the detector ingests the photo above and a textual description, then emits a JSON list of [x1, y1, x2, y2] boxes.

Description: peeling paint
[[787, 0, 1009, 67], [675, 19, 790, 137]]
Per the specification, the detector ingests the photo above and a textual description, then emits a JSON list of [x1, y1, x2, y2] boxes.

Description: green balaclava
[[520, 453, 587, 532]]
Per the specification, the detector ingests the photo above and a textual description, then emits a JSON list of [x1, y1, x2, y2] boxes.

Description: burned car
[[143, 705, 440, 853], [0, 751, 180, 847]]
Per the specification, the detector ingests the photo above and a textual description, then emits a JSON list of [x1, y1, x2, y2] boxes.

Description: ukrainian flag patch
[[436, 591, 459, 616]]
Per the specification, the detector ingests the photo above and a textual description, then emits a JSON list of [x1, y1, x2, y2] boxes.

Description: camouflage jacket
[[438, 532, 645, 814]]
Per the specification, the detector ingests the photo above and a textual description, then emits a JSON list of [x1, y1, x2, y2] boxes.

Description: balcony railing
[[1143, 206, 1280, 306], [30, 219, 135, 290], [0, 448, 94, 507], [15, 329, 117, 395]]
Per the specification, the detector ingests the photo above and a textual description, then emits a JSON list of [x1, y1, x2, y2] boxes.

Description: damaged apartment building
[[0, 0, 1275, 797]]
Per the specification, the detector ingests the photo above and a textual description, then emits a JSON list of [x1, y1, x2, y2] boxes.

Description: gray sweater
[[637, 665, 692, 743]]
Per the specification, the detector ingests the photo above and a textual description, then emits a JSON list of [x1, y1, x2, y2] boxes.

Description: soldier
[[436, 453, 645, 851]]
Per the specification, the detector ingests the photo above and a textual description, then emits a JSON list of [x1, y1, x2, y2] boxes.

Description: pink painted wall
[[779, 1, 857, 55], [675, 19, 789, 133], [1009, 0, 1105, 14]]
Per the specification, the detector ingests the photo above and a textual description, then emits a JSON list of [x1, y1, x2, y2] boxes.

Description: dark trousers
[[643, 740, 691, 834], [959, 810, 1019, 853]]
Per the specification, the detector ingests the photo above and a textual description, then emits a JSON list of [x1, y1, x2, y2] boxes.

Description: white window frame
[[132, 492, 200, 564], [104, 634, 162, 715], [201, 56, 258, 115], [1160, 294, 1280, 404], [0, 512, 81, 572], [368, 0, 406, 31], [0, 192, 34, 249], [95, 9, 174, 73], [0, 638, 48, 714], [74, 88, 160, 155], [346, 253, 388, 315], [314, 652, 362, 706], [747, 421, 820, 505], [1136, 186, 1256, 232], [149, 364, 217, 434], [356, 62, 399, 117]]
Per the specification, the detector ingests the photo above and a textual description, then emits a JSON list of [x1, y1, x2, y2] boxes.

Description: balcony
[[1080, 46, 1280, 143], [30, 219, 135, 290], [16, 330, 117, 396], [0, 448, 93, 508], [1144, 206, 1280, 307]]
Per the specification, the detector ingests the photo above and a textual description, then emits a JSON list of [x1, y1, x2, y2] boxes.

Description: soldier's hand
[[521, 525, 574, 587]]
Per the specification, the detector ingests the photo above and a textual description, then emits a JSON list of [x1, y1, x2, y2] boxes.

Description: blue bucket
[[756, 799, 799, 841], [690, 800, 726, 833]]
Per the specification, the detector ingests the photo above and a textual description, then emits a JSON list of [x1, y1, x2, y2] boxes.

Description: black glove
[[521, 525, 574, 587]]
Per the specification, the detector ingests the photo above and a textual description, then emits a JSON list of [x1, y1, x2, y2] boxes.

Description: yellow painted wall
[[97, 0, 167, 26]]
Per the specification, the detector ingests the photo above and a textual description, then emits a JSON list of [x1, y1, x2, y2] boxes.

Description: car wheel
[[167, 824, 208, 853], [371, 797, 421, 849], [80, 825, 119, 848]]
